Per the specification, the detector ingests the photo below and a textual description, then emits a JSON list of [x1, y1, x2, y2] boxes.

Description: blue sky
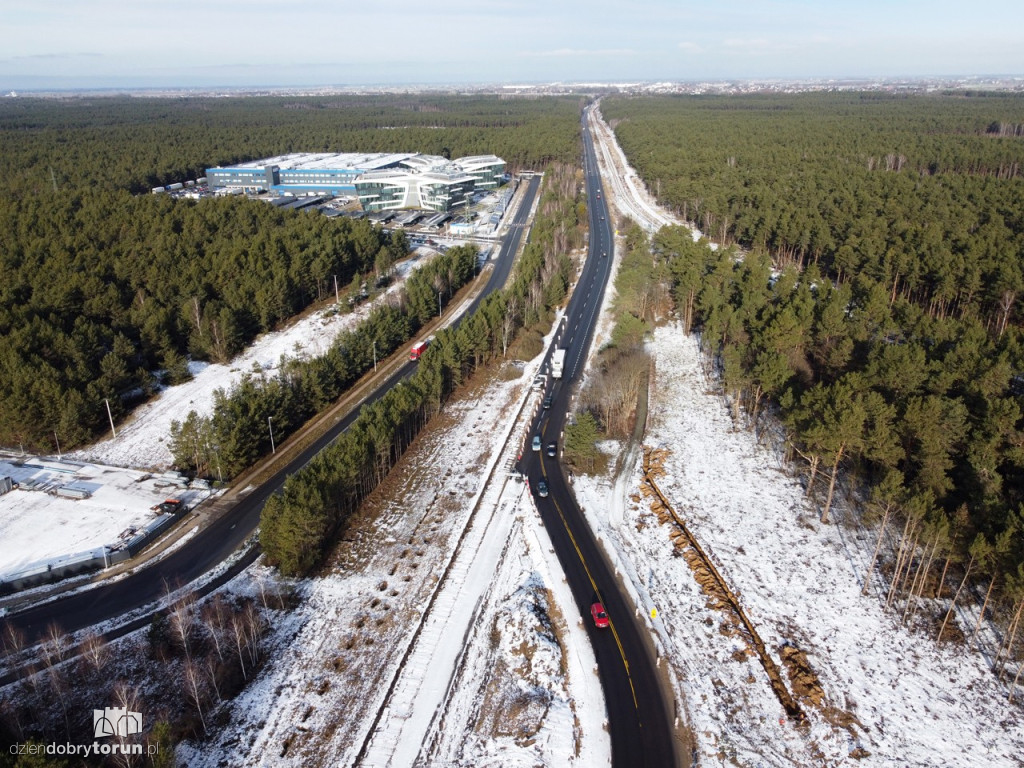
[[2, 0, 1022, 90]]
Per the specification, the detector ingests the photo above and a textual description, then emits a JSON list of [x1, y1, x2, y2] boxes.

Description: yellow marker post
[[650, 608, 658, 620]]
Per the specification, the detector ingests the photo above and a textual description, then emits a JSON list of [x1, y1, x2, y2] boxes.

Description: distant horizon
[[4, 0, 1022, 92], [5, 73, 1024, 98]]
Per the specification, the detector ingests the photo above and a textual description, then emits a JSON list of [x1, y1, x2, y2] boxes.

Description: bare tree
[[501, 294, 520, 357], [40, 622, 69, 671], [111, 681, 144, 768], [243, 602, 265, 670], [201, 594, 228, 663], [861, 472, 903, 596], [255, 574, 272, 611], [886, 504, 924, 609], [168, 589, 197, 660], [47, 664, 72, 739], [205, 655, 223, 703], [182, 658, 208, 734], [1011, 663, 1024, 704], [80, 629, 108, 673], [902, 522, 944, 625], [997, 289, 1016, 337], [585, 349, 650, 439], [230, 612, 250, 681], [2, 622, 25, 657], [997, 571, 1024, 677], [938, 534, 988, 643]]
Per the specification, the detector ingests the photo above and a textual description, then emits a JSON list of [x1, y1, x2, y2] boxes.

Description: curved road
[[3, 174, 541, 648], [519, 107, 679, 767]]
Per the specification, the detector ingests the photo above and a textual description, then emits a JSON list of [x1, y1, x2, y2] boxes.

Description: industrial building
[[205, 152, 505, 213]]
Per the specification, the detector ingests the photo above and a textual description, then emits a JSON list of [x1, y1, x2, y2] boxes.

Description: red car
[[590, 602, 609, 628]]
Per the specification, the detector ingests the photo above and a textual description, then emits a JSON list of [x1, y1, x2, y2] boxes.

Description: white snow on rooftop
[[223, 151, 418, 172], [0, 457, 204, 578]]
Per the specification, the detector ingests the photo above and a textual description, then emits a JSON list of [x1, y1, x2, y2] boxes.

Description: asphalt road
[[4, 173, 541, 648], [519, 107, 679, 767]]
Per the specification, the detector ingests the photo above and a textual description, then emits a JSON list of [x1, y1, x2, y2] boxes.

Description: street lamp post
[[268, 417, 276, 454], [104, 398, 117, 439], [438, 291, 442, 317], [373, 340, 378, 372]]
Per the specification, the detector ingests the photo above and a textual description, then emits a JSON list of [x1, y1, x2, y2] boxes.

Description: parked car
[[591, 602, 609, 628], [532, 435, 541, 452], [546, 441, 557, 457], [537, 479, 549, 497]]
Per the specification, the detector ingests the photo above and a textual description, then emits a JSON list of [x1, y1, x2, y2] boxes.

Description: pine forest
[[599, 92, 1024, 639], [0, 95, 583, 450]]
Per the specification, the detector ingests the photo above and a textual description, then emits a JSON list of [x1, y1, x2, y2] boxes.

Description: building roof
[[210, 152, 504, 183], [455, 155, 504, 166], [213, 152, 418, 173]]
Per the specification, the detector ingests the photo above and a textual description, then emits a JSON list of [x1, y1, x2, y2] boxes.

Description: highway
[[3, 174, 541, 650], [519, 106, 680, 767], [587, 100, 682, 234]]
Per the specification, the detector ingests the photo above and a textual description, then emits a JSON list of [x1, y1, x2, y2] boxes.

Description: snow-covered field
[[574, 323, 1024, 767], [422, 512, 608, 768]]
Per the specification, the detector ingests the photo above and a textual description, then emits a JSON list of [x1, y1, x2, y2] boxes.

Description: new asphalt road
[[519, 106, 680, 767]]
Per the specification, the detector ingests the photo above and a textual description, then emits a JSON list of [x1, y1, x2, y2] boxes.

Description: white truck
[[551, 348, 566, 379]]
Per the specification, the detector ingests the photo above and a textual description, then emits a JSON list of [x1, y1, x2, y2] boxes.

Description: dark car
[[537, 479, 549, 498], [546, 441, 557, 457], [591, 602, 609, 628], [542, 394, 553, 409]]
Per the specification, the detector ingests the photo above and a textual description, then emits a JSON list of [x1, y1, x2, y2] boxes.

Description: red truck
[[409, 340, 430, 360]]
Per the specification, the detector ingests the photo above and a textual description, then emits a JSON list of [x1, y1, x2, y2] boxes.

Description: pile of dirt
[[639, 447, 680, 527], [779, 643, 824, 707]]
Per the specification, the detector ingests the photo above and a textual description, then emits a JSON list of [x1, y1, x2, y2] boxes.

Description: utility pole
[[54, 431, 62, 460], [207, 441, 224, 483], [373, 340, 378, 372], [438, 291, 442, 317], [268, 417, 276, 454], [104, 398, 117, 439], [334, 274, 339, 304]]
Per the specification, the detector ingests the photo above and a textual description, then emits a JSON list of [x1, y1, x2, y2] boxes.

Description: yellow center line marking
[[540, 462, 642, 714]]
